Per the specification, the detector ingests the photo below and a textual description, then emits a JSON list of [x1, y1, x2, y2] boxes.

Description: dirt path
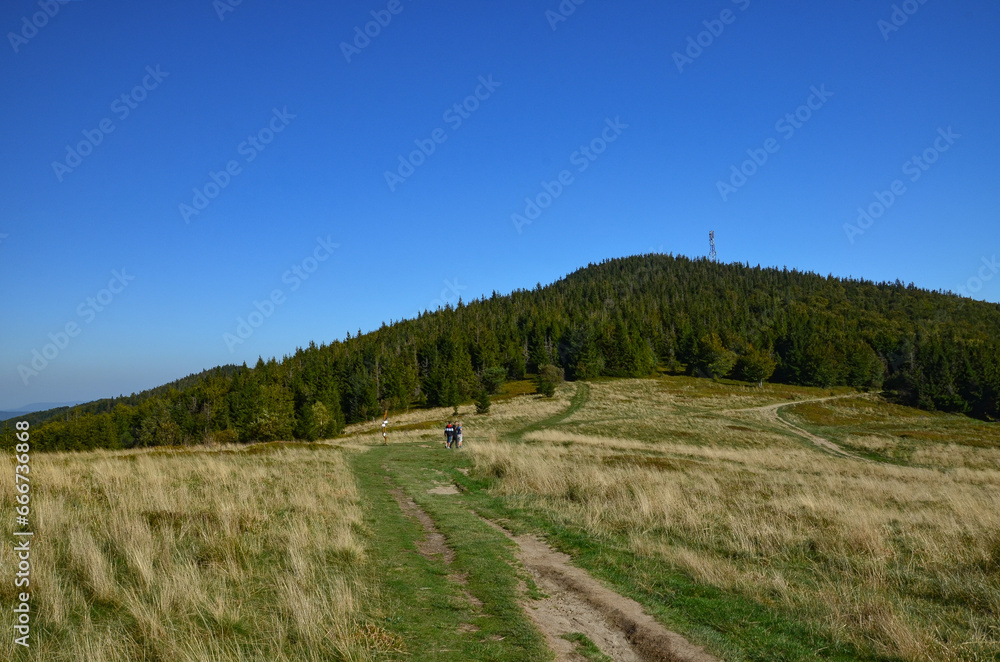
[[721, 394, 858, 458], [389, 485, 456, 564], [480, 517, 720, 662], [386, 476, 489, 613]]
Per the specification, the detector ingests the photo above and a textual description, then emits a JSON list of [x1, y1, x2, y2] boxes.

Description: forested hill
[[14, 254, 1000, 451], [5, 366, 242, 429]]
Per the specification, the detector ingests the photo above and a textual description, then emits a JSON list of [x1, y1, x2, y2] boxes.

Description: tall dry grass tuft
[[0, 445, 379, 661]]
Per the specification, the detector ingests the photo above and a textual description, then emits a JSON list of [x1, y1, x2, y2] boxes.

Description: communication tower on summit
[[709, 231, 717, 262]]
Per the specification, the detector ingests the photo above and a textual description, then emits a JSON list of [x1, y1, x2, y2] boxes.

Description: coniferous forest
[[10, 255, 999, 451]]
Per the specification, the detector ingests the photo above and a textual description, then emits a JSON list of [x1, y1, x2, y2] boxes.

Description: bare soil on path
[[387, 481, 485, 613], [390, 468, 721, 661], [389, 485, 455, 564], [480, 517, 721, 662]]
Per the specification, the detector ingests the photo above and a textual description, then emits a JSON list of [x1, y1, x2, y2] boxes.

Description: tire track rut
[[721, 394, 860, 458], [480, 517, 721, 662]]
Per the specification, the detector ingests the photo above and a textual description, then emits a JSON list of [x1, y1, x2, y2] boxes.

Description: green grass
[[495, 379, 541, 401], [511, 382, 590, 438], [654, 374, 853, 406], [560, 632, 613, 662], [349, 445, 551, 661], [449, 378, 912, 661], [463, 377, 1000, 660], [18, 373, 994, 660]]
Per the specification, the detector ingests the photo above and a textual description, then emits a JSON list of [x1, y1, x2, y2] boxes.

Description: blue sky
[[1, 0, 998, 410]]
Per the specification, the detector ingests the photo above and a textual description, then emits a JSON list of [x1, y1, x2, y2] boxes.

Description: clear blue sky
[[1, 0, 998, 410]]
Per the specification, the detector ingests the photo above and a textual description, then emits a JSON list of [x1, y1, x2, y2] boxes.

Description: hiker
[[455, 421, 463, 449], [445, 421, 454, 449]]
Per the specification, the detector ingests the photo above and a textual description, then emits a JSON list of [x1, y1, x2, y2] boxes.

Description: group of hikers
[[444, 421, 463, 449]]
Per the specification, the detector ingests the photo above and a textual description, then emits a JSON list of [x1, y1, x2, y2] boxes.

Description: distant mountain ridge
[[3, 366, 240, 427], [5, 401, 82, 413], [11, 254, 1000, 451], [0, 402, 83, 420]]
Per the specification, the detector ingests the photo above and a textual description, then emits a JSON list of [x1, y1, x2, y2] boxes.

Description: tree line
[[11, 254, 998, 451]]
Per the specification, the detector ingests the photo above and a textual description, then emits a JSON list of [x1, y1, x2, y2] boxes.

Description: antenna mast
[[709, 231, 717, 262]]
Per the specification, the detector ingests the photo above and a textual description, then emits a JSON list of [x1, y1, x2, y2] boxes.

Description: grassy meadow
[[467, 378, 1000, 661], [0, 445, 390, 661], [3, 374, 999, 660]]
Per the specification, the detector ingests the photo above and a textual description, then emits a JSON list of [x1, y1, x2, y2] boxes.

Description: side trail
[[721, 394, 861, 458]]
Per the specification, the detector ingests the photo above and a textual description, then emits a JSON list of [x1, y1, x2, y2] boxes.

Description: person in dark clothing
[[445, 421, 454, 449]]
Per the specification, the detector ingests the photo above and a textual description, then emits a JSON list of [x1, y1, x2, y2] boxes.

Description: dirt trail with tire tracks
[[387, 480, 484, 612], [479, 517, 721, 662], [721, 394, 860, 458], [391, 476, 718, 660]]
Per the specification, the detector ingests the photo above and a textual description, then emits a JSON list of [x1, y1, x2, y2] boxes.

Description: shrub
[[480, 367, 507, 395], [536, 364, 565, 397], [475, 389, 492, 414]]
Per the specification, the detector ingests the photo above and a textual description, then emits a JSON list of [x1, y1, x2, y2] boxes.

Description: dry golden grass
[[338, 385, 574, 446], [471, 379, 1000, 662], [0, 444, 395, 661]]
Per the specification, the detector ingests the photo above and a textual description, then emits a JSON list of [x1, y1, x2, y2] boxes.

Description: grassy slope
[[0, 445, 387, 661], [779, 395, 1000, 466]]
